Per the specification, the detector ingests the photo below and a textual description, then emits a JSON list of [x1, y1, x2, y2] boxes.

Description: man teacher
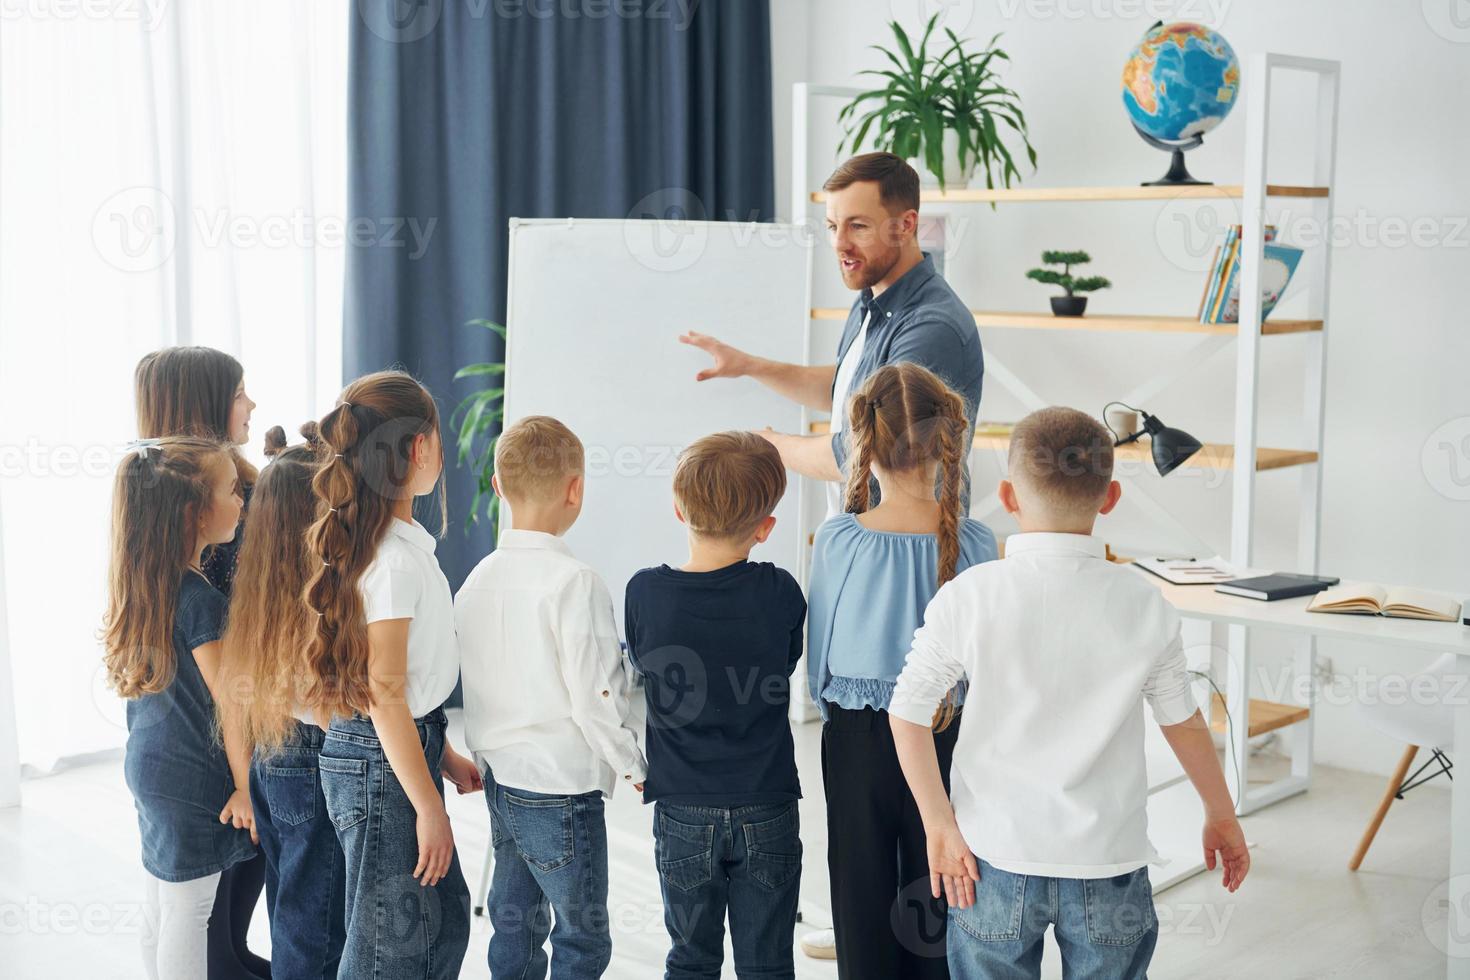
[[681, 151, 984, 517]]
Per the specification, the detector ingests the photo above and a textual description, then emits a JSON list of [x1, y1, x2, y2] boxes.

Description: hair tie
[[328, 507, 338, 513], [339, 401, 353, 410], [870, 397, 882, 412], [334, 453, 344, 459], [321, 559, 332, 567], [125, 437, 163, 461]]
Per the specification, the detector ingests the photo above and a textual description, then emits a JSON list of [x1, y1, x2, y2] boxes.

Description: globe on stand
[[1121, 21, 1240, 186]]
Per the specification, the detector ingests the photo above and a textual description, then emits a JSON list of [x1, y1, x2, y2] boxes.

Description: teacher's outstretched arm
[[680, 331, 836, 412]]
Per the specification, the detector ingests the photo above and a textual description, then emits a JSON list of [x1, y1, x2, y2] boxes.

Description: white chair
[[1349, 651, 1457, 870]]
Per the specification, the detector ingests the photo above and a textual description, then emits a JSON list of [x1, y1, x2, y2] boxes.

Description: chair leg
[[1349, 744, 1419, 871]]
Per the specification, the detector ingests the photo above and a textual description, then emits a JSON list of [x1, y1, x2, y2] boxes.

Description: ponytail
[[300, 372, 443, 721]]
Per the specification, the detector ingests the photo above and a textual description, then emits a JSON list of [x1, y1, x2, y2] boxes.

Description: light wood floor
[[0, 711, 1452, 979]]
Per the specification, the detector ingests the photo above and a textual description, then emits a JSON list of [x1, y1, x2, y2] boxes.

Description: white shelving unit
[[790, 52, 1341, 824]]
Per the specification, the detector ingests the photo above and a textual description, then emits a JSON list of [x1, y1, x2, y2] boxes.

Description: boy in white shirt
[[455, 416, 647, 980], [889, 406, 1249, 980]]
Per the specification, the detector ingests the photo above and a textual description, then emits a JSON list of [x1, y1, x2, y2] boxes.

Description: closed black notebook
[[1215, 573, 1340, 601]]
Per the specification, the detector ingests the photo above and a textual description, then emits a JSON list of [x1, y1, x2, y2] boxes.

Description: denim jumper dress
[[123, 573, 256, 882]]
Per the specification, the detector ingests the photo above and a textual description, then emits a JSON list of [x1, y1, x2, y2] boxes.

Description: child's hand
[[1202, 813, 1249, 891], [925, 819, 980, 909], [219, 789, 258, 845], [414, 804, 455, 887], [633, 782, 645, 793], [441, 749, 483, 796]]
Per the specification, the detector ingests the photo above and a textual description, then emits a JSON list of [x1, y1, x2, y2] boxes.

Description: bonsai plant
[[836, 15, 1037, 193], [1026, 250, 1111, 317], [451, 318, 506, 535]]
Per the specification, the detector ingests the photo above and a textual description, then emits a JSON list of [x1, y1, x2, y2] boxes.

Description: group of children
[[103, 347, 1249, 980]]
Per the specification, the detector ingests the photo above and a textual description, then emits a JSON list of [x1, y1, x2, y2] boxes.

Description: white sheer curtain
[[0, 1, 348, 773]]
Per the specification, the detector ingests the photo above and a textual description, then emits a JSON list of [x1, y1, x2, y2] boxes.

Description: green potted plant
[[1026, 250, 1111, 316], [836, 15, 1037, 193], [451, 318, 506, 535]]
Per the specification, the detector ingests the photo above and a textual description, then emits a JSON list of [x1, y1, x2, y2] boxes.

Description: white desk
[[1141, 570, 1470, 975]]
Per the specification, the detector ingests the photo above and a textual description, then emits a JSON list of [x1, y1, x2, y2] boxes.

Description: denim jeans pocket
[[318, 756, 368, 832], [504, 792, 575, 873], [741, 805, 802, 890], [260, 764, 318, 827], [655, 809, 714, 892], [1082, 869, 1156, 946], [950, 862, 1025, 942]]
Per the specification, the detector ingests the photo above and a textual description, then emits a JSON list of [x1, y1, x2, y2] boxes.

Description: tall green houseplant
[[837, 15, 1037, 192], [451, 318, 506, 535]]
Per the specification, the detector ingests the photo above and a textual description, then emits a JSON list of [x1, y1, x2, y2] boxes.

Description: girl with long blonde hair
[[297, 371, 478, 980], [806, 362, 999, 980]]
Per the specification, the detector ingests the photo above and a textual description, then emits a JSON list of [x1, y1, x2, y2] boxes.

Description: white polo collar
[[496, 528, 574, 556], [1004, 532, 1106, 559], [386, 516, 438, 555]]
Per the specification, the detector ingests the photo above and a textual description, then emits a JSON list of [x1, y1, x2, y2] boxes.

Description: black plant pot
[[1050, 295, 1088, 317]]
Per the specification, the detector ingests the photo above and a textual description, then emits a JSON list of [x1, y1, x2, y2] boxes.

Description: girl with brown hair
[[133, 345, 270, 980], [298, 370, 477, 980], [102, 437, 256, 980], [806, 362, 999, 979], [216, 423, 346, 979]]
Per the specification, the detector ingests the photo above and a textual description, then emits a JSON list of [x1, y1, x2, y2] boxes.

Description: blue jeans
[[653, 801, 802, 980], [250, 722, 346, 980], [319, 707, 470, 980], [947, 860, 1157, 980], [481, 772, 612, 980]]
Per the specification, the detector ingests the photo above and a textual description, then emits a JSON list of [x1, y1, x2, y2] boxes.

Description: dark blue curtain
[[345, 0, 775, 589]]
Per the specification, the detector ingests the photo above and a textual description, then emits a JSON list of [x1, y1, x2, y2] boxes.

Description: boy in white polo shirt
[[889, 406, 1249, 980], [455, 416, 647, 980]]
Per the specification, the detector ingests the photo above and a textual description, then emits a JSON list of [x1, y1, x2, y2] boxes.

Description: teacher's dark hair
[[823, 152, 921, 214]]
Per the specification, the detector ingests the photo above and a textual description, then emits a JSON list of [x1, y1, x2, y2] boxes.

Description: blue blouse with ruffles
[[807, 512, 997, 721]]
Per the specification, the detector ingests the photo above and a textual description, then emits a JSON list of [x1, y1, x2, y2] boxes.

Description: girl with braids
[[300, 371, 477, 980], [102, 437, 255, 980], [135, 346, 270, 980], [806, 362, 998, 980], [217, 423, 347, 980]]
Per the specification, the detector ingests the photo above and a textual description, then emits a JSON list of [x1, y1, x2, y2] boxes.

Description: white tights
[[139, 870, 219, 980]]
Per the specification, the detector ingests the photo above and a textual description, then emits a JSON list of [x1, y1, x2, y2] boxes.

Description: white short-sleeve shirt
[[358, 518, 460, 718]]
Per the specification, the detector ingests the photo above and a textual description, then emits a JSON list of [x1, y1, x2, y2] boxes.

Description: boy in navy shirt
[[625, 430, 806, 980]]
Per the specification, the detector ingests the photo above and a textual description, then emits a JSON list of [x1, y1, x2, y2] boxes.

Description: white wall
[[772, 0, 1470, 778]]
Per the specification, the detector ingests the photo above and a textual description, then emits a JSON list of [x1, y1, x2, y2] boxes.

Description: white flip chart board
[[503, 218, 813, 627]]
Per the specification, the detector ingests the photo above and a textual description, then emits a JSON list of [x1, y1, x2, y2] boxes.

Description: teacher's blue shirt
[[829, 253, 984, 509]]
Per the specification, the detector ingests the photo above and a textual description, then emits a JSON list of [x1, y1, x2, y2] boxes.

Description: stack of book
[[1196, 225, 1304, 324]]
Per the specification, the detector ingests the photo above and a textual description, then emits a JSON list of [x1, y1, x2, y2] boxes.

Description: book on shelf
[[1308, 583, 1464, 622], [1215, 572, 1340, 601], [1198, 226, 1303, 324]]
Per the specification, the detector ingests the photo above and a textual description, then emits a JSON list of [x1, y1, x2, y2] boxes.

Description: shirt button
[[624, 774, 632, 780], [601, 690, 610, 698]]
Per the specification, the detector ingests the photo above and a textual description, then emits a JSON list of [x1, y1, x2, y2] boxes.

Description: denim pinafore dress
[[123, 572, 256, 882]]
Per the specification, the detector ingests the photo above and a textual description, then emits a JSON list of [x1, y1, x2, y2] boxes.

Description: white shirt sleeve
[[552, 569, 648, 786], [889, 587, 968, 727], [1143, 611, 1199, 727], [360, 554, 421, 624]]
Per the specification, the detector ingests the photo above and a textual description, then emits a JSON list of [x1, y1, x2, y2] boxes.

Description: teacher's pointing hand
[[680, 331, 756, 382]]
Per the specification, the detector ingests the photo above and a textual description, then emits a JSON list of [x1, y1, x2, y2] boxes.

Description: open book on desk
[[1308, 582, 1464, 623]]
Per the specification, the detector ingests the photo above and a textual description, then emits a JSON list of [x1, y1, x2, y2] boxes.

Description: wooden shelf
[[807, 421, 1318, 472], [810, 308, 1322, 337], [1211, 693, 1311, 738], [809, 184, 1329, 204]]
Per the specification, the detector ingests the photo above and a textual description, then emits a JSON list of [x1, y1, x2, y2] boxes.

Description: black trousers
[[207, 851, 271, 979], [822, 703, 960, 980]]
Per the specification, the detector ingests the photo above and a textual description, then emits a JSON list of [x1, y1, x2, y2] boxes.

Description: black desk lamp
[[1103, 401, 1203, 476]]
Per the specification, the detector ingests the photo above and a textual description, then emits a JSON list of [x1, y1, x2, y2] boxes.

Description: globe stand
[[1132, 123, 1210, 186]]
